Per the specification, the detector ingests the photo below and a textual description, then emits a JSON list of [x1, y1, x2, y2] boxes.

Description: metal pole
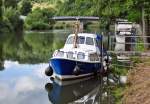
[[108, 33, 110, 51], [101, 35, 103, 73]]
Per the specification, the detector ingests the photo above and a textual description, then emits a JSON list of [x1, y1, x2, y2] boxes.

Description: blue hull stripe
[[50, 59, 101, 75]]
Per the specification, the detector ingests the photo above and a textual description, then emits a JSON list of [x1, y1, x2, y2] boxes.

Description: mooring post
[[107, 32, 110, 72], [108, 32, 110, 51], [99, 34, 104, 104], [100, 35, 104, 73]]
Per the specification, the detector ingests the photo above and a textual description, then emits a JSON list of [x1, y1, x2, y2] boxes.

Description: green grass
[[110, 85, 127, 104], [135, 38, 145, 51]]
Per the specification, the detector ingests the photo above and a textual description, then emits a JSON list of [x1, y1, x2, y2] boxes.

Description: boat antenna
[[73, 20, 80, 48]]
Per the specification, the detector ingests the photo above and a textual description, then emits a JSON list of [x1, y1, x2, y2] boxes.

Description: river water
[[0, 30, 114, 104]]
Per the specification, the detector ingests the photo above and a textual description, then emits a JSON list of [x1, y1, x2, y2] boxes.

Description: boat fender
[[104, 56, 112, 63], [103, 56, 112, 71], [45, 66, 53, 76], [73, 65, 81, 76], [103, 61, 107, 71], [45, 83, 53, 92]]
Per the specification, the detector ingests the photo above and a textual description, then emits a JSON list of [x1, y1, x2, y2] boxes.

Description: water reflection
[[0, 43, 4, 70], [45, 77, 110, 104], [0, 61, 4, 71], [1, 30, 69, 64], [1, 30, 111, 64], [0, 61, 50, 104]]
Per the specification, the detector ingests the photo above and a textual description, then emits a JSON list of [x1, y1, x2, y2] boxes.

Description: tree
[[18, 0, 32, 16], [4, 0, 18, 8], [125, 0, 150, 48], [57, 0, 127, 28], [25, 8, 55, 30], [57, 0, 94, 16], [3, 7, 20, 31]]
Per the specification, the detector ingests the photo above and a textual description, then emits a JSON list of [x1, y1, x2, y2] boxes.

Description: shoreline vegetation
[[111, 57, 150, 104], [123, 58, 150, 104], [1, 0, 149, 33], [112, 57, 150, 104]]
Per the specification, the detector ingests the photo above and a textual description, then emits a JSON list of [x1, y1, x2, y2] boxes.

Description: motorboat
[[45, 17, 110, 80]]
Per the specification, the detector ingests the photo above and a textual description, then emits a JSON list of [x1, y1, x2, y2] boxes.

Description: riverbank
[[123, 58, 150, 104]]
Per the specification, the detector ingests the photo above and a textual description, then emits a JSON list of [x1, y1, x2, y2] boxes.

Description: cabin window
[[77, 36, 85, 44], [56, 51, 64, 57], [86, 37, 94, 45], [66, 36, 85, 44], [67, 51, 74, 59], [66, 36, 74, 44], [77, 52, 85, 59]]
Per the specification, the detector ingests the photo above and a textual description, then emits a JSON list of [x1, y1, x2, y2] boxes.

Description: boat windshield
[[86, 37, 94, 45], [66, 36, 85, 44]]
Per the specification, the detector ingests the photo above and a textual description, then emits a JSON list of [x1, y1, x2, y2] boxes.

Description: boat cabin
[[52, 33, 103, 62], [64, 33, 100, 49]]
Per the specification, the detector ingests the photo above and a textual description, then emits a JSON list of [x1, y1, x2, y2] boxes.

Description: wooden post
[[142, 6, 147, 49], [107, 32, 110, 51]]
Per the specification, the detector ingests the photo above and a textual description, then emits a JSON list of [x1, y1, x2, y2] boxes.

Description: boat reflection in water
[[0, 61, 4, 71], [45, 77, 103, 104]]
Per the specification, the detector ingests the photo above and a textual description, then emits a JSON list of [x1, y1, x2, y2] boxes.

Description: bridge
[[50, 16, 100, 32]]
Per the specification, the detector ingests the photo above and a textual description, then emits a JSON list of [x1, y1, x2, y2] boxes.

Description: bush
[[30, 22, 52, 30], [0, 21, 11, 33]]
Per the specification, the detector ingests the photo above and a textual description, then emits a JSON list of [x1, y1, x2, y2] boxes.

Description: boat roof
[[68, 33, 98, 38]]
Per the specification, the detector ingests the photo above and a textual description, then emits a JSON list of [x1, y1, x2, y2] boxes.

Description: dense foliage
[[0, 0, 149, 31], [25, 8, 55, 30], [58, 0, 149, 26], [18, 0, 32, 16], [0, 0, 23, 33]]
